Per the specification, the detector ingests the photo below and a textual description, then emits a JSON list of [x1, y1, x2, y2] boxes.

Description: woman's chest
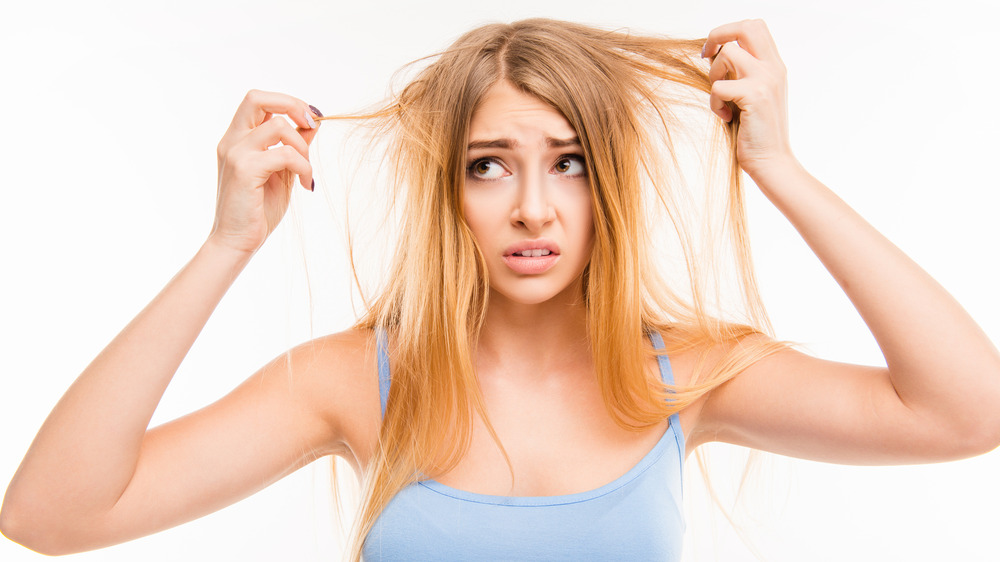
[[432, 365, 675, 497]]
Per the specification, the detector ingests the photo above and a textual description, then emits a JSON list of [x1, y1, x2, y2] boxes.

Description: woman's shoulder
[[656, 325, 783, 450], [277, 327, 382, 469]]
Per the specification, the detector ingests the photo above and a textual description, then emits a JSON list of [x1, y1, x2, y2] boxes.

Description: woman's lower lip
[[503, 254, 560, 274]]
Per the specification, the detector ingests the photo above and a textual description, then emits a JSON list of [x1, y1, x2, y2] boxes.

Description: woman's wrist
[[743, 154, 824, 213], [743, 153, 805, 194], [200, 235, 257, 279]]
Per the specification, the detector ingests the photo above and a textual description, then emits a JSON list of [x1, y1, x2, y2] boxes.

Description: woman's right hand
[[210, 90, 320, 255]]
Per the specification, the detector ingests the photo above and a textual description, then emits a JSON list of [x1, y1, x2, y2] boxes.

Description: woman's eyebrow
[[468, 139, 515, 150], [547, 136, 580, 148], [467, 137, 581, 150]]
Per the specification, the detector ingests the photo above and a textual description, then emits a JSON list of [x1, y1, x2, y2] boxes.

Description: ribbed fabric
[[364, 330, 685, 561]]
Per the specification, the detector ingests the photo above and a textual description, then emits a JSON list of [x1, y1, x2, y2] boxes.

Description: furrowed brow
[[466, 137, 580, 150], [467, 139, 518, 150], [547, 136, 580, 148]]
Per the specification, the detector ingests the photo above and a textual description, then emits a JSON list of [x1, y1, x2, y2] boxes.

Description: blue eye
[[553, 156, 586, 176], [468, 158, 507, 180]]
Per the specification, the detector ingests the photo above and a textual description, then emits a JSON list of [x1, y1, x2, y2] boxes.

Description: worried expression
[[462, 81, 595, 306]]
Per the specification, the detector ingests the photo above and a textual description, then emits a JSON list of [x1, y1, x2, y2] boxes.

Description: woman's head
[[364, 19, 718, 331], [387, 19, 669, 303]]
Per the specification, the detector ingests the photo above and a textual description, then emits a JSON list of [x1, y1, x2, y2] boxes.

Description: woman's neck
[[475, 282, 591, 378]]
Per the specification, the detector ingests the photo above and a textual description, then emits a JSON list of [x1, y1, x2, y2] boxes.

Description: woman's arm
[[0, 91, 371, 554], [1, 237, 247, 552], [691, 20, 1000, 462]]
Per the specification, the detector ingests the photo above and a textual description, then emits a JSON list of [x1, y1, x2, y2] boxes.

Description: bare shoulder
[[661, 331, 783, 454], [660, 337, 725, 454], [273, 327, 382, 470]]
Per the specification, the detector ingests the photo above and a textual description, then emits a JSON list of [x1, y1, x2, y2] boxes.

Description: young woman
[[3, 17, 999, 561]]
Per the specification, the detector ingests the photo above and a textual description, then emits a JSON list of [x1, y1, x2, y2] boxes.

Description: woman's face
[[462, 81, 595, 306]]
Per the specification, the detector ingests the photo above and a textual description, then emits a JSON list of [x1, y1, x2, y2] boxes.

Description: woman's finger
[[244, 144, 314, 192], [247, 118, 317, 190], [707, 43, 760, 123], [298, 124, 318, 148], [709, 79, 743, 122], [217, 90, 319, 161], [708, 41, 762, 83], [702, 19, 781, 63], [707, 45, 735, 84], [229, 89, 316, 133], [241, 116, 311, 161]]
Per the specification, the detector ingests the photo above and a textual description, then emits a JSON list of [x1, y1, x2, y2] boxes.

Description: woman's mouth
[[511, 249, 552, 257], [502, 239, 561, 274], [503, 250, 559, 274]]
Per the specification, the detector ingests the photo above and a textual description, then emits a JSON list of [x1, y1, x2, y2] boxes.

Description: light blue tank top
[[363, 330, 685, 561]]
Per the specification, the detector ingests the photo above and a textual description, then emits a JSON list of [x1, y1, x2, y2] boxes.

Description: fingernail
[[304, 109, 316, 129], [701, 43, 707, 58], [310, 179, 315, 192], [308, 104, 323, 118]]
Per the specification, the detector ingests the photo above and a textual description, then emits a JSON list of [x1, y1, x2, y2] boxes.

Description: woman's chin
[[487, 278, 585, 308]]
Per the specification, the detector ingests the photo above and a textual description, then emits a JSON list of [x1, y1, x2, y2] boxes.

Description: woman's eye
[[468, 158, 507, 180], [553, 156, 586, 176]]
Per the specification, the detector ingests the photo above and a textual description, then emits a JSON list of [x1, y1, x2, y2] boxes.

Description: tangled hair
[[318, 18, 789, 559]]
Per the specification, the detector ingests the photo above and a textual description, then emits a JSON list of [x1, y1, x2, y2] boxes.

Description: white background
[[2, 0, 999, 560]]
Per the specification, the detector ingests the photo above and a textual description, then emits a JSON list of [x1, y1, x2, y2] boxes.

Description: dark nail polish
[[310, 179, 315, 191], [308, 104, 323, 118]]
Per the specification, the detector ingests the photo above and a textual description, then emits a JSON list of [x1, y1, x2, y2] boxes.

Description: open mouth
[[511, 249, 553, 257], [503, 251, 560, 274]]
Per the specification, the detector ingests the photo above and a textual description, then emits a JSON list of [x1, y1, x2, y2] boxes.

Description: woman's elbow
[[1, 499, 86, 556], [2, 504, 44, 555], [942, 410, 1000, 460], [962, 422, 1000, 458]]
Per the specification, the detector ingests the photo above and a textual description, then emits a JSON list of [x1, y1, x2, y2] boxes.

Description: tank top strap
[[646, 330, 675, 386], [376, 328, 391, 418]]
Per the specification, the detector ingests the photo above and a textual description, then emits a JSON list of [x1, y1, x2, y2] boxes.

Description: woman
[[2, 17, 999, 561]]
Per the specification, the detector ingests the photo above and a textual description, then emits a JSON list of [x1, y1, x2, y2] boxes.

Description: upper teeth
[[516, 249, 551, 257]]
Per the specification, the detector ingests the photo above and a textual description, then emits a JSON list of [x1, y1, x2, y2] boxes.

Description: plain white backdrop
[[2, 0, 998, 560]]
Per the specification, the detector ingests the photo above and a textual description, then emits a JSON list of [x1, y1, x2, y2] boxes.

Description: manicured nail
[[304, 109, 316, 129], [310, 178, 315, 192], [701, 43, 707, 58], [308, 104, 323, 118]]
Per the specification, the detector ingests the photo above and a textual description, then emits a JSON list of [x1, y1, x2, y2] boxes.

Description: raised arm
[[689, 20, 1000, 463], [0, 92, 372, 554]]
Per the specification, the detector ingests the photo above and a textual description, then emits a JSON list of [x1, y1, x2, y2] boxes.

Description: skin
[[3, 19, 1000, 555]]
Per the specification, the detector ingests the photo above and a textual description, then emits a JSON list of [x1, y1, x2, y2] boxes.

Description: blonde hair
[[319, 18, 789, 560]]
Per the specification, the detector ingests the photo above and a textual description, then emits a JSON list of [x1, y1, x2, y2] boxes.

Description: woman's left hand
[[703, 19, 795, 180]]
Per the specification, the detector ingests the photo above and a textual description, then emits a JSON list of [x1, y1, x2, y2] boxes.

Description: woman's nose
[[510, 172, 555, 231]]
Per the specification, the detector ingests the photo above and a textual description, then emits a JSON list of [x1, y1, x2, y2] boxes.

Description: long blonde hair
[[319, 18, 788, 559]]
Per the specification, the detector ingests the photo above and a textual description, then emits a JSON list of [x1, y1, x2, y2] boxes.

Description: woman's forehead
[[467, 81, 577, 147]]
